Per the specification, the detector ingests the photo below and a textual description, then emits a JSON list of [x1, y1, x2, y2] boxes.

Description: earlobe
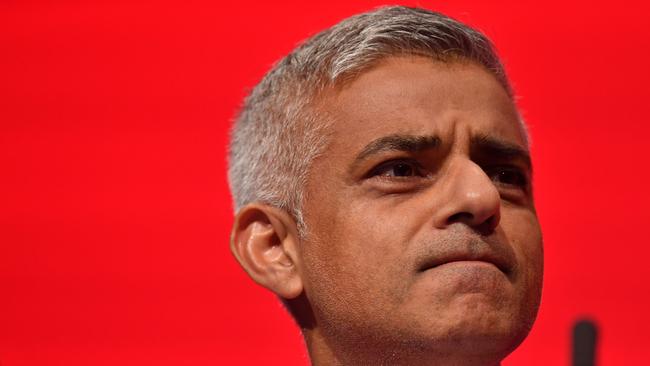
[[230, 204, 303, 299]]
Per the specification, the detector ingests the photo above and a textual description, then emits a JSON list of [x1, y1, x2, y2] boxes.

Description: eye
[[369, 160, 425, 179], [488, 166, 529, 188]]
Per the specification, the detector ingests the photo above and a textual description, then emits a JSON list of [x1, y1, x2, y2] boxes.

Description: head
[[228, 6, 543, 366]]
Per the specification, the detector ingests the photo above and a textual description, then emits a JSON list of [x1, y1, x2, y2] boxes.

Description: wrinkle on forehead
[[316, 56, 527, 146]]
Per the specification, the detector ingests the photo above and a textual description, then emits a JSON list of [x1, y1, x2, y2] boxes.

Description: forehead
[[316, 56, 526, 156]]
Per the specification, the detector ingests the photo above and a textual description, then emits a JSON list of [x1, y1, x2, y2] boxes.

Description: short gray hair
[[228, 5, 513, 232]]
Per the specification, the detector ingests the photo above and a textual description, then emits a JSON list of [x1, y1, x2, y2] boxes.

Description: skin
[[231, 56, 543, 366]]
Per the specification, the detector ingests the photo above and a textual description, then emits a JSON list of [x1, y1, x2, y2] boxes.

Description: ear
[[230, 203, 303, 299]]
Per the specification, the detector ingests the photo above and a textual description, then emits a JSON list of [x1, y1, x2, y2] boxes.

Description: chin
[[401, 296, 535, 359]]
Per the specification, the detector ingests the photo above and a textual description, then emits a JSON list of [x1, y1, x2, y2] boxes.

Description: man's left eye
[[488, 167, 528, 188]]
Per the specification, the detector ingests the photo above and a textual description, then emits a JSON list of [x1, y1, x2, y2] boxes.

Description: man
[[228, 6, 543, 366]]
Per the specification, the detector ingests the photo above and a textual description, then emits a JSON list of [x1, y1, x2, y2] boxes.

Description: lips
[[419, 256, 511, 276], [417, 241, 515, 276]]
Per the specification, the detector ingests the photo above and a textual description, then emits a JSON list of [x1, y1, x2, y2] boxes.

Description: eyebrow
[[471, 134, 532, 170], [349, 133, 531, 173], [353, 134, 442, 163]]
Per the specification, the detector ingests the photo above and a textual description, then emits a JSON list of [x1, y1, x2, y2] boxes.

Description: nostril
[[447, 212, 474, 225], [446, 212, 498, 234], [479, 215, 499, 234]]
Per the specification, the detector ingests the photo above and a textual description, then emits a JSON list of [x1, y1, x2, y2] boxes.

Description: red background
[[2, 1, 649, 365]]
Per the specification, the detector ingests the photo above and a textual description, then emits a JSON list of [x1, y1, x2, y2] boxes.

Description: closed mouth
[[419, 256, 512, 276]]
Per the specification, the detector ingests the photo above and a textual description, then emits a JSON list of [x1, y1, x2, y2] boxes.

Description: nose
[[432, 158, 501, 233]]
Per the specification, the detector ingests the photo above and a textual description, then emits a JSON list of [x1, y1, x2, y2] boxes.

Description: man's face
[[297, 56, 543, 358]]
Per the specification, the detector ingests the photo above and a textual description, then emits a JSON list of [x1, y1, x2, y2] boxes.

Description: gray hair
[[228, 5, 514, 233]]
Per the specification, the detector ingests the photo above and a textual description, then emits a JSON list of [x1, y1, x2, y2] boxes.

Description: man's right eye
[[368, 160, 425, 179]]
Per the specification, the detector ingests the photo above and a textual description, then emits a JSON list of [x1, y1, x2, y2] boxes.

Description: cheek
[[300, 199, 415, 306], [501, 209, 543, 299]]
